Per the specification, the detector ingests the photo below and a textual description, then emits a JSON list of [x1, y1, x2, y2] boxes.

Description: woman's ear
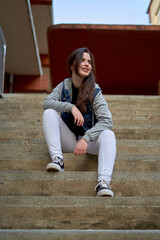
[[70, 63, 75, 71], [71, 60, 76, 71]]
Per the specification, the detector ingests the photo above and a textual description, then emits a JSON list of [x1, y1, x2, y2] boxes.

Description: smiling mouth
[[82, 68, 89, 72]]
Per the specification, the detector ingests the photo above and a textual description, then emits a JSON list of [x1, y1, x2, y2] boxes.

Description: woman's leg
[[43, 110, 116, 182], [42, 109, 77, 161], [86, 129, 116, 184]]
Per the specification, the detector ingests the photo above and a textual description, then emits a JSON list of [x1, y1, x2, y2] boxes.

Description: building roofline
[[147, 0, 153, 13], [49, 24, 160, 32]]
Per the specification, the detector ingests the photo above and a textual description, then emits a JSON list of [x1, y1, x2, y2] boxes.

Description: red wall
[[48, 24, 160, 95]]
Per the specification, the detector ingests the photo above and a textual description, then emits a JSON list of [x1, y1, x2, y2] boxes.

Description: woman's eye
[[81, 58, 91, 65]]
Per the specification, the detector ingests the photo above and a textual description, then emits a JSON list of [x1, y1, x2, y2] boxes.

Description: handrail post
[[0, 26, 7, 98]]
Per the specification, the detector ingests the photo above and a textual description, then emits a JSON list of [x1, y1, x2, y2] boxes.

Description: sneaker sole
[[96, 189, 114, 197], [46, 163, 64, 172]]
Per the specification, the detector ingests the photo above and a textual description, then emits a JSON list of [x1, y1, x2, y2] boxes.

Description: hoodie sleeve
[[82, 91, 113, 143], [43, 81, 74, 113]]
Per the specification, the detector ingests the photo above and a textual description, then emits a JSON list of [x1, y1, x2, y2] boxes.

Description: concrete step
[[1, 140, 160, 154], [1, 115, 160, 125], [1, 103, 159, 111], [114, 129, 160, 139], [1, 107, 159, 115], [0, 153, 159, 172], [0, 229, 160, 240], [1, 130, 160, 140], [1, 93, 159, 103], [1, 95, 159, 114], [1, 129, 160, 140], [104, 94, 160, 102], [0, 196, 159, 229], [0, 171, 159, 197], [1, 93, 159, 99], [1, 111, 159, 129], [0, 129, 160, 142], [1, 109, 159, 121], [1, 121, 160, 129], [0, 118, 160, 140]]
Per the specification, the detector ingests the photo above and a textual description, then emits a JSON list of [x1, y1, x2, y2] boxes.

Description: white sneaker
[[95, 180, 114, 197], [46, 157, 64, 172]]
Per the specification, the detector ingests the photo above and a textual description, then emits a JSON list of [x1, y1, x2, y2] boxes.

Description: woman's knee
[[99, 129, 116, 142], [43, 109, 58, 118]]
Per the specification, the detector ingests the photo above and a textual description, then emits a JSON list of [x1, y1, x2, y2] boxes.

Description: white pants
[[42, 109, 116, 184]]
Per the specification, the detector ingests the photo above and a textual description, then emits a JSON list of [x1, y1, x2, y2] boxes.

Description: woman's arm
[[82, 91, 113, 143], [43, 81, 74, 113]]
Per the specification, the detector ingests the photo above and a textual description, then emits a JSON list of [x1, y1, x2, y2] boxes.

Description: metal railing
[[0, 26, 7, 98]]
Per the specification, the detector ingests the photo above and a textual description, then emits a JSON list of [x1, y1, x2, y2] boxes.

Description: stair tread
[[0, 152, 159, 159], [1, 139, 160, 145], [0, 196, 160, 206], [0, 230, 160, 240], [1, 122, 160, 128], [0, 200, 160, 230], [0, 170, 159, 180], [1, 141, 159, 155]]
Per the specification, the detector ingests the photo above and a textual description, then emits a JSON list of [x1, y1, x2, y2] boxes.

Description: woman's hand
[[74, 138, 88, 155], [71, 106, 84, 126]]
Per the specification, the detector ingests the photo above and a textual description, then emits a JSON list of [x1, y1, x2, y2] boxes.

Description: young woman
[[42, 47, 116, 197]]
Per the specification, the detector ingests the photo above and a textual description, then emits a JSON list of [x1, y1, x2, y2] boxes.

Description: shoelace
[[52, 156, 62, 164], [94, 180, 110, 191]]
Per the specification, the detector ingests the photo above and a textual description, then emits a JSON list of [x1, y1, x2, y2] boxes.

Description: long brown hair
[[68, 47, 96, 113]]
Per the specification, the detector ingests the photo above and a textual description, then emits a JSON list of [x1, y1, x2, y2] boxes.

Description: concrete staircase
[[0, 94, 160, 240]]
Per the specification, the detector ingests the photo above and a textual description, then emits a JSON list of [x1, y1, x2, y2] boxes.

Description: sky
[[53, 0, 151, 25]]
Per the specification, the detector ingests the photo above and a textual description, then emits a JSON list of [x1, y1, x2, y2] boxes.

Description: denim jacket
[[61, 81, 101, 135]]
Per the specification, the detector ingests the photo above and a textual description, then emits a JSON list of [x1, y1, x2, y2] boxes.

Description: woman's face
[[77, 52, 92, 79]]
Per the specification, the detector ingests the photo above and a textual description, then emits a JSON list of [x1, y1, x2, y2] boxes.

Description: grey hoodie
[[43, 78, 113, 143]]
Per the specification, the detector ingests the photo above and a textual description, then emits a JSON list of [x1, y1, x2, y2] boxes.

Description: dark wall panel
[[48, 24, 160, 95]]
